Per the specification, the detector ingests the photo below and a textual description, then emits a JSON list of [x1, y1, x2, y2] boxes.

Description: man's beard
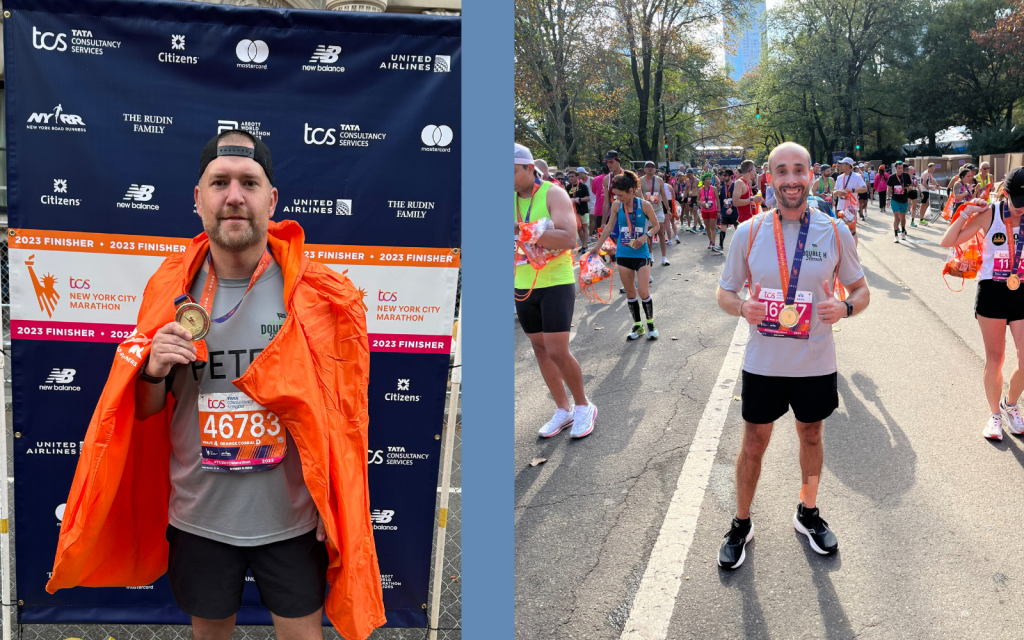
[[205, 207, 266, 251], [776, 183, 809, 210]]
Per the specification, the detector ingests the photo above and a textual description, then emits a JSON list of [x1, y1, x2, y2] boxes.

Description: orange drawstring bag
[[941, 192, 956, 220], [515, 219, 569, 302], [579, 254, 613, 304]]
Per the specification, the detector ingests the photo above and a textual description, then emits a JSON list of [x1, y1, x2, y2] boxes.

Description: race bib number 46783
[[199, 392, 287, 473]]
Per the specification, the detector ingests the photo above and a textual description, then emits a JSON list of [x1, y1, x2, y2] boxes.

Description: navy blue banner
[[5, 0, 460, 628]]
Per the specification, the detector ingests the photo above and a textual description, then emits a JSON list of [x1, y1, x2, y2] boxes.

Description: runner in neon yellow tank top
[[514, 143, 597, 439]]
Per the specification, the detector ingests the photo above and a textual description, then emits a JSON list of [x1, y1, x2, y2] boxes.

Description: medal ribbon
[[624, 197, 641, 241], [772, 209, 811, 308], [1004, 202, 1024, 280], [516, 182, 541, 223], [197, 248, 273, 325]]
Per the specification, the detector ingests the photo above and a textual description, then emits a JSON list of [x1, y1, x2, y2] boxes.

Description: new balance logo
[[310, 45, 341, 64], [370, 509, 394, 524], [123, 185, 155, 201], [45, 368, 76, 384]]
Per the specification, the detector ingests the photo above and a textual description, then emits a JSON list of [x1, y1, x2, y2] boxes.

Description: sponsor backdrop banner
[[4, 0, 460, 629]]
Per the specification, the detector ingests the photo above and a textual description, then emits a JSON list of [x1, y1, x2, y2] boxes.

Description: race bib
[[619, 225, 643, 244], [824, 194, 833, 204], [993, 250, 1012, 281], [645, 192, 661, 205], [199, 392, 286, 473], [756, 288, 811, 339], [894, 185, 904, 195], [725, 198, 733, 208]]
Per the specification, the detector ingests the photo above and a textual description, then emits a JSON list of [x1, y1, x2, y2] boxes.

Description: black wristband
[[844, 300, 853, 318], [139, 358, 166, 384]]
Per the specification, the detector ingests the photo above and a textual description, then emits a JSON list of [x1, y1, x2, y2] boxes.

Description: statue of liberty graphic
[[25, 255, 59, 318]]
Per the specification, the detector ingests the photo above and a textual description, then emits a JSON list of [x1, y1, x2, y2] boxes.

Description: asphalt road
[[515, 199, 1024, 639]]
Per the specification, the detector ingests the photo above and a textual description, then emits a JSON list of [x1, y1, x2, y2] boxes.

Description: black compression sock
[[719, 230, 726, 246], [627, 298, 641, 323], [642, 296, 654, 320]]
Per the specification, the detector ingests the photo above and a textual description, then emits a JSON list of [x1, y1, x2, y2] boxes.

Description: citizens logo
[[386, 377, 421, 402], [380, 53, 450, 72], [281, 197, 351, 216], [25, 255, 60, 318], [236, 39, 269, 69], [33, 26, 120, 55], [39, 368, 81, 392], [41, 178, 81, 207], [388, 200, 435, 219], [218, 119, 270, 139], [371, 509, 397, 530], [421, 125, 453, 152], [118, 184, 160, 211], [26, 104, 87, 132], [303, 122, 386, 148], [160, 33, 197, 64], [304, 45, 344, 73]]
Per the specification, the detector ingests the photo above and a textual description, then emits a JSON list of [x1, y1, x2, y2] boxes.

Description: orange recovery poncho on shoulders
[[45, 220, 386, 640]]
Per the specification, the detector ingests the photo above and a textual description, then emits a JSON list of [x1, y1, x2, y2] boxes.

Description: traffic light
[[755, 106, 761, 119], [855, 139, 861, 150], [663, 136, 669, 150]]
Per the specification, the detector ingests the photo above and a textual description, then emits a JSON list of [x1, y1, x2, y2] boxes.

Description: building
[[727, 0, 764, 81]]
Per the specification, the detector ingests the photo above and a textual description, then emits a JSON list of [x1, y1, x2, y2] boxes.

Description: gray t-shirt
[[719, 210, 864, 377], [167, 255, 318, 546]]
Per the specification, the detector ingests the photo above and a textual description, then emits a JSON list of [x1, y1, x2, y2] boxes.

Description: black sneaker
[[793, 503, 838, 555], [717, 517, 753, 570]]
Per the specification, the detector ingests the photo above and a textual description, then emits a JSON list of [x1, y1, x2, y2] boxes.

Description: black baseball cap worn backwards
[[1006, 166, 1024, 209], [199, 130, 274, 185]]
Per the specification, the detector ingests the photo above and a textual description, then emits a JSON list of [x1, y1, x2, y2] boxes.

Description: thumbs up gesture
[[817, 280, 843, 324], [741, 283, 767, 324]]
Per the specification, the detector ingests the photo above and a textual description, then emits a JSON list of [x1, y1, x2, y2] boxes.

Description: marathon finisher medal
[[174, 295, 211, 341], [1006, 202, 1024, 291], [779, 305, 800, 328], [1009, 274, 1021, 291]]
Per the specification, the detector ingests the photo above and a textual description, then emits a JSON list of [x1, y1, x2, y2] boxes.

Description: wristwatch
[[843, 301, 853, 318], [139, 357, 166, 384]]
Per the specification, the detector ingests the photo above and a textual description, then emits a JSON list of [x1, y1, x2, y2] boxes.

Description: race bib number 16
[[199, 392, 287, 473]]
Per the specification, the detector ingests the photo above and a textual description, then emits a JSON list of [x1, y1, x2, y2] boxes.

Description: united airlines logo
[[434, 55, 451, 72], [336, 199, 352, 216], [45, 368, 76, 384], [123, 185, 155, 202], [310, 45, 341, 64]]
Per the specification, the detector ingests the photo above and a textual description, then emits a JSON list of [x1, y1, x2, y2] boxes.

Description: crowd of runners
[[515, 138, 1024, 570]]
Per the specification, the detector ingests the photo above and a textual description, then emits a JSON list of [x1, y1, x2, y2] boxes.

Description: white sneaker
[[984, 414, 1005, 441], [666, 239, 673, 246], [571, 402, 597, 439], [538, 406, 574, 438], [649, 275, 655, 284], [662, 257, 670, 265], [1001, 399, 1024, 435], [893, 236, 900, 243]]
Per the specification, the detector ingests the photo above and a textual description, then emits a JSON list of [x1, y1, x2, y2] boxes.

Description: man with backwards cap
[[47, 129, 386, 639], [514, 143, 598, 439]]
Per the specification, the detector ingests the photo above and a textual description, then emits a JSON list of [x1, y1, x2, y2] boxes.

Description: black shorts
[[741, 370, 839, 424], [687, 196, 698, 206], [920, 192, 930, 204], [166, 525, 327, 620], [975, 279, 1024, 322], [515, 282, 575, 334], [858, 193, 869, 201], [907, 190, 919, 200], [721, 211, 739, 226], [616, 256, 653, 271]]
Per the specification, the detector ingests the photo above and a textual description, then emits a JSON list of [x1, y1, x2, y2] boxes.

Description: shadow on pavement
[[824, 373, 917, 507], [717, 540, 771, 640], [795, 540, 853, 640], [858, 264, 909, 300]]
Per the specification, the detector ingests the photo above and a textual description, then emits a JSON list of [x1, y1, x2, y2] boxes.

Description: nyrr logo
[[25, 255, 60, 318], [118, 184, 160, 211], [41, 177, 81, 207], [218, 119, 270, 139], [40, 368, 81, 392], [434, 55, 451, 72], [421, 125, 453, 152], [304, 45, 344, 72], [236, 39, 269, 68], [32, 26, 66, 51], [26, 104, 87, 132], [371, 509, 397, 530], [159, 33, 198, 64]]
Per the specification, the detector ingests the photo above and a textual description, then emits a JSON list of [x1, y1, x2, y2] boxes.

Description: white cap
[[515, 143, 534, 165], [839, 157, 855, 166], [576, 167, 587, 173]]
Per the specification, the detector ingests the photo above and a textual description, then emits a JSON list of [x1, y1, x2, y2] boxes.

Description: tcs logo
[[368, 449, 384, 465], [32, 26, 67, 52], [378, 290, 398, 302], [69, 277, 90, 290], [207, 398, 227, 409]]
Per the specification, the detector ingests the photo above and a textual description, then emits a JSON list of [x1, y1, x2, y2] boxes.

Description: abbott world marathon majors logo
[[421, 125, 453, 153], [32, 25, 120, 55], [236, 38, 269, 69], [39, 368, 81, 392], [26, 104, 87, 133], [303, 122, 386, 148], [281, 198, 352, 216], [304, 45, 344, 73], [380, 53, 451, 72], [218, 119, 270, 139], [118, 184, 160, 210], [371, 509, 397, 531], [159, 34, 198, 65]]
